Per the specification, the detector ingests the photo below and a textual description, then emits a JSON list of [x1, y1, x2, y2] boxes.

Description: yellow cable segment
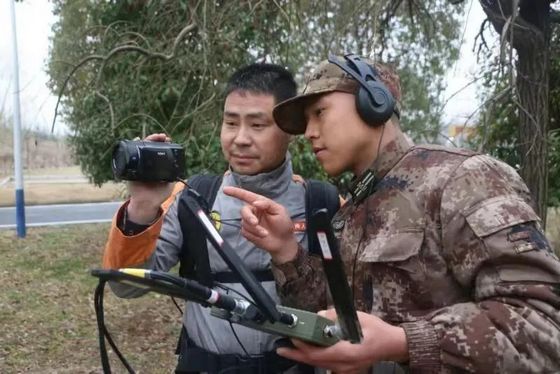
[[119, 268, 148, 278]]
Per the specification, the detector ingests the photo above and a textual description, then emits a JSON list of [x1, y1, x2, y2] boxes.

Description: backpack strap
[[177, 174, 223, 286], [304, 179, 340, 256], [187, 174, 223, 210]]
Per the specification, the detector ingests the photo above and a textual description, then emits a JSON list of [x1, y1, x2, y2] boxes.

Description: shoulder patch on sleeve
[[465, 195, 539, 238]]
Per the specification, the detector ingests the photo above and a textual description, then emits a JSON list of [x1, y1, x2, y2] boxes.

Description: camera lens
[[112, 140, 140, 180]]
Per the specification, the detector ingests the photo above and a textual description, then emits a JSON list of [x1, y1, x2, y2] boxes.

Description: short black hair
[[225, 63, 297, 105]]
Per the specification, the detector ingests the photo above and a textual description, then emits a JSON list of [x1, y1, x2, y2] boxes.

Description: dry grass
[[0, 130, 75, 176], [0, 130, 126, 206], [0, 182, 124, 207], [0, 166, 125, 206], [1, 129, 117, 206], [0, 224, 181, 373], [22, 166, 83, 176]]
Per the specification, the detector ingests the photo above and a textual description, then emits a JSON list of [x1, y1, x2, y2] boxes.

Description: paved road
[[0, 201, 122, 229]]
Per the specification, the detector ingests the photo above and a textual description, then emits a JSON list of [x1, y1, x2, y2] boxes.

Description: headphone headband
[[327, 53, 400, 121], [327, 54, 380, 103]]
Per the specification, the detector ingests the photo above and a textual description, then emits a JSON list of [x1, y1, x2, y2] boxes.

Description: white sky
[[442, 0, 489, 127], [0, 0, 487, 135], [0, 0, 61, 134]]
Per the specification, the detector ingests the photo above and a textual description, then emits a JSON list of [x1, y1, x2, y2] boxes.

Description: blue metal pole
[[15, 189, 25, 237], [10, 0, 26, 238]]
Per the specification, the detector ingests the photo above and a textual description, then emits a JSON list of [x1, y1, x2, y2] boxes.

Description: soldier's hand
[[223, 186, 299, 264], [275, 309, 409, 374], [127, 133, 174, 224]]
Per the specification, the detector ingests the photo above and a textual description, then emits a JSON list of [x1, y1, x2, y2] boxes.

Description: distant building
[[445, 124, 477, 147]]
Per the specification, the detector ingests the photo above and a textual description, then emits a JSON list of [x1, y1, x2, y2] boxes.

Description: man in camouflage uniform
[[224, 54, 560, 373]]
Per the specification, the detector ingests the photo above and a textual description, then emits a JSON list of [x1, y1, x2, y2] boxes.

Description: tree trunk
[[480, 0, 551, 225], [517, 40, 549, 223]]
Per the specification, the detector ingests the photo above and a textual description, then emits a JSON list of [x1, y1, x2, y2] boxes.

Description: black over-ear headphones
[[328, 53, 399, 127]]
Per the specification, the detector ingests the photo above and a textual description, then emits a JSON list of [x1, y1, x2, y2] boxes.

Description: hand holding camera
[[112, 133, 185, 224]]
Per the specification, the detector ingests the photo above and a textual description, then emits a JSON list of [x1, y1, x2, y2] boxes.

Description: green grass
[[0, 216, 557, 373], [0, 224, 181, 373]]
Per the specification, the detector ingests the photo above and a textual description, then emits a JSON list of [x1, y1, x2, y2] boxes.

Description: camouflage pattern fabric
[[272, 132, 560, 373]]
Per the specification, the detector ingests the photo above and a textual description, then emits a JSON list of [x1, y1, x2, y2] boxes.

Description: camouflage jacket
[[271, 132, 560, 373]]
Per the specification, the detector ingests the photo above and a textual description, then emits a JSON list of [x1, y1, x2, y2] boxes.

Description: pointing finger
[[240, 204, 259, 225], [223, 186, 270, 204]]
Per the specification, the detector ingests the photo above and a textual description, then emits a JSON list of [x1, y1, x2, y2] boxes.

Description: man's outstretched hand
[[223, 186, 299, 264]]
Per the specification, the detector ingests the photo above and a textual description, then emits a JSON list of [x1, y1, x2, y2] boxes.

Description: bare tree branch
[[94, 91, 115, 134], [475, 18, 491, 60], [481, 0, 544, 50], [51, 22, 197, 133]]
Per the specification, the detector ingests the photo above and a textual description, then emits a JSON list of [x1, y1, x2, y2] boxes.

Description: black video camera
[[112, 140, 186, 182]]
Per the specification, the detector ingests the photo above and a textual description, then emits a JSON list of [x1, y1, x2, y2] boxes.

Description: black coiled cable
[[94, 280, 135, 374]]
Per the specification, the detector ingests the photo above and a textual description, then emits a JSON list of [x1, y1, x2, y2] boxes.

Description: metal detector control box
[[211, 305, 339, 347]]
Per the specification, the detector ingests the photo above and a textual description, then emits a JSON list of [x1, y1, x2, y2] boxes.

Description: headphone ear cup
[[355, 82, 395, 127]]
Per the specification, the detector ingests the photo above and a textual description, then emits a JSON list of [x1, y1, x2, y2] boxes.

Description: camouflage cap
[[273, 56, 401, 135]]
